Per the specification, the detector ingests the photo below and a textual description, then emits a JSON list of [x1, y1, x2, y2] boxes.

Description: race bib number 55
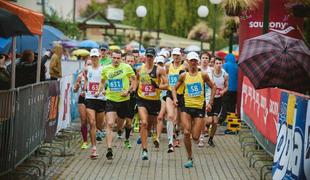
[[187, 83, 202, 97]]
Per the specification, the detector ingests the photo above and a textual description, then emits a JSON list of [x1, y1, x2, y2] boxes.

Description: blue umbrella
[[78, 40, 99, 49], [0, 25, 66, 53]]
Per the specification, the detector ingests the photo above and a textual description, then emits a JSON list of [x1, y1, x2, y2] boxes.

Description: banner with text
[[241, 77, 281, 144], [272, 92, 310, 180]]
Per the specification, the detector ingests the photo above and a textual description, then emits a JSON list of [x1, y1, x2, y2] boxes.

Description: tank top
[[85, 66, 105, 100], [202, 67, 213, 103], [184, 71, 205, 109], [137, 64, 161, 100], [168, 63, 185, 94], [212, 69, 226, 98]]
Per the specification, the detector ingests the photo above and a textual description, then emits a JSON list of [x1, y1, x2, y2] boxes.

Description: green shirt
[[99, 57, 112, 66], [101, 63, 135, 102]]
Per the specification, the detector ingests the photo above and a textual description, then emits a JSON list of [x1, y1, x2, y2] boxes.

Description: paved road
[[47, 131, 260, 180]]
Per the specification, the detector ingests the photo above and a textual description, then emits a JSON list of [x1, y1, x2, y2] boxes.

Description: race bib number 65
[[89, 82, 99, 94]]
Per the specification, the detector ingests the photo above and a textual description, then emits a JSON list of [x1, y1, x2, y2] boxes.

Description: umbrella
[[78, 40, 99, 49], [184, 45, 201, 53], [239, 31, 310, 93], [72, 49, 90, 56], [109, 45, 121, 50], [0, 8, 32, 38], [61, 40, 78, 48]]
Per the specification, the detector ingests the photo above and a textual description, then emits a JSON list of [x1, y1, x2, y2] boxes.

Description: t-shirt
[[101, 63, 135, 102], [99, 57, 112, 66]]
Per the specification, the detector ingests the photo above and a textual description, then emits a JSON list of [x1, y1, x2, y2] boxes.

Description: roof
[[0, 0, 44, 35]]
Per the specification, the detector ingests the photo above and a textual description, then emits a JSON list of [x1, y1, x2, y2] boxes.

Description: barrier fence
[[241, 77, 310, 179], [0, 71, 79, 175]]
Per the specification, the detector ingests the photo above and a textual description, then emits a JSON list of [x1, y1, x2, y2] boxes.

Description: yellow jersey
[[168, 63, 185, 94], [137, 64, 161, 100], [184, 71, 205, 109]]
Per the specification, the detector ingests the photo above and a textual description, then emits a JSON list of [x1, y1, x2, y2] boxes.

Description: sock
[[209, 136, 213, 141], [108, 148, 112, 152], [167, 120, 174, 145], [117, 130, 122, 136], [143, 148, 148, 152], [125, 127, 131, 140], [81, 124, 87, 142]]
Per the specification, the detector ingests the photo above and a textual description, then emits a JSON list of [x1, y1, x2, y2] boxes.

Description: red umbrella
[[239, 32, 310, 93]]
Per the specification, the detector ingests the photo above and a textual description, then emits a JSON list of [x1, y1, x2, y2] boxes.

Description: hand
[[220, 90, 225, 97], [94, 91, 100, 97], [80, 91, 86, 97], [101, 90, 106, 96], [173, 99, 178, 107], [206, 103, 212, 112], [120, 90, 130, 97], [150, 79, 159, 89]]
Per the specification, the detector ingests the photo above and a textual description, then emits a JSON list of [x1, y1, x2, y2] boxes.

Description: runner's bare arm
[[129, 75, 137, 92], [202, 71, 216, 105], [165, 62, 171, 74], [95, 79, 106, 97], [74, 74, 82, 93], [172, 73, 185, 106], [221, 74, 229, 96], [158, 67, 168, 90]]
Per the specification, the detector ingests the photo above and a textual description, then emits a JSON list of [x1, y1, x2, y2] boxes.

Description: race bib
[[187, 82, 202, 97], [108, 79, 123, 92], [141, 84, 156, 96], [169, 74, 179, 87], [89, 82, 99, 94], [216, 88, 223, 96]]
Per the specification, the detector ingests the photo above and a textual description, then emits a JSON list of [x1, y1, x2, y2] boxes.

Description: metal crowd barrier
[[0, 82, 49, 176]]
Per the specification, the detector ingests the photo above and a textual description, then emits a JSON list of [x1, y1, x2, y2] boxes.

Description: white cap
[[90, 48, 100, 57], [155, 56, 165, 64], [172, 48, 181, 55], [187, 52, 200, 62]]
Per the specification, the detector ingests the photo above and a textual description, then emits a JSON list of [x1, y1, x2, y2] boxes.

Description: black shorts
[[85, 99, 106, 113], [207, 97, 222, 117], [181, 107, 205, 118], [106, 100, 131, 119], [165, 90, 184, 108], [78, 95, 86, 105], [136, 97, 161, 116], [127, 95, 137, 119]]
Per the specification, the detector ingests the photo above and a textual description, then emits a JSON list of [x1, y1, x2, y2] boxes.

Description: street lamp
[[197, 5, 209, 51], [210, 0, 223, 56], [136, 6, 147, 52]]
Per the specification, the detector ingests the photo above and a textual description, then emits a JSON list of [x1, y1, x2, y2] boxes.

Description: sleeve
[[101, 66, 107, 80], [126, 64, 135, 77]]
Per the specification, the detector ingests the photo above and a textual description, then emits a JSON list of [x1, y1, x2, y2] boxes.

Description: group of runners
[[74, 46, 228, 168]]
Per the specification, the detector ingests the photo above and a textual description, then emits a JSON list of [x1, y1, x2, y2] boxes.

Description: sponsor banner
[[70, 70, 80, 122], [272, 92, 310, 180], [56, 75, 73, 133], [241, 77, 281, 144], [237, 0, 304, 115], [45, 81, 60, 142]]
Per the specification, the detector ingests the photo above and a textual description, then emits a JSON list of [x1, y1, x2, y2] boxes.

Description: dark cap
[[99, 44, 109, 50], [145, 48, 156, 57]]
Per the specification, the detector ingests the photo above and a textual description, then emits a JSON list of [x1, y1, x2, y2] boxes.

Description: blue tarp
[[0, 25, 65, 53]]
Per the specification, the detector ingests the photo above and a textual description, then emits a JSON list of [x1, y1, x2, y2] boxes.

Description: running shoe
[[173, 139, 181, 148], [96, 131, 104, 141], [183, 160, 193, 168], [117, 131, 123, 139], [198, 140, 204, 148], [153, 139, 160, 148], [124, 140, 132, 149], [106, 148, 113, 160], [90, 148, 98, 159], [167, 144, 174, 153], [81, 142, 89, 150], [136, 137, 142, 144], [208, 139, 215, 147], [141, 150, 149, 160]]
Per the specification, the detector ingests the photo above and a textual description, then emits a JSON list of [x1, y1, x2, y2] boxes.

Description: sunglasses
[[91, 56, 98, 58]]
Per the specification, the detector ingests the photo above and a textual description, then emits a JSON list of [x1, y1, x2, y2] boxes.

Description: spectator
[[49, 44, 63, 80], [0, 54, 10, 90], [223, 53, 238, 113]]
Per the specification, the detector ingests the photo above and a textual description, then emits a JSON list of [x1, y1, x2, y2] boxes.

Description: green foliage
[[45, 9, 82, 39]]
